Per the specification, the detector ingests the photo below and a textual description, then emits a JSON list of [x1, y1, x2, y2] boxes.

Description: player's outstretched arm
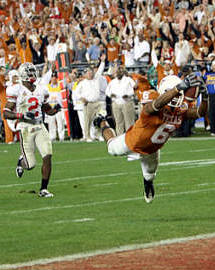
[[145, 73, 202, 115], [145, 88, 180, 114]]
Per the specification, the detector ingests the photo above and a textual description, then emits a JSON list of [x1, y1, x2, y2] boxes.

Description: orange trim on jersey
[[6, 95, 17, 99]]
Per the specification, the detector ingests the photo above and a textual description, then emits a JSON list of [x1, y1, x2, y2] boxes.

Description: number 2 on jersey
[[28, 97, 39, 117]]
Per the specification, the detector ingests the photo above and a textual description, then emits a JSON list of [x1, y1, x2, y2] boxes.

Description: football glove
[[176, 73, 202, 92], [17, 112, 37, 124], [25, 112, 35, 120], [53, 104, 61, 113]]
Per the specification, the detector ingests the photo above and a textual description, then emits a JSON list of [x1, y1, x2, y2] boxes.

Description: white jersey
[[6, 83, 49, 130]]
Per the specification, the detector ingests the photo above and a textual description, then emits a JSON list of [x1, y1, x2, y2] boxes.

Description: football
[[184, 86, 200, 101]]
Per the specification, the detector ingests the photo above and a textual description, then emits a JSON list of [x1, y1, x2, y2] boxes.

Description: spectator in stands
[[151, 40, 180, 85], [161, 40, 174, 62], [122, 42, 135, 68], [28, 38, 46, 65], [6, 43, 20, 69], [46, 36, 59, 67], [133, 29, 150, 67], [73, 41, 87, 63], [14, 31, 32, 64], [174, 33, 191, 66], [86, 37, 101, 62], [100, 37, 121, 72]]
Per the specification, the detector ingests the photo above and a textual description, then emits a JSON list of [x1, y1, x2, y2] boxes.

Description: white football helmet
[[18, 62, 38, 83], [158, 75, 184, 107], [7, 70, 20, 85]]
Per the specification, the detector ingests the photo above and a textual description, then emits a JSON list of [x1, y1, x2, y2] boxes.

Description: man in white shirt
[[174, 33, 191, 67], [46, 72, 65, 142], [122, 42, 135, 68], [106, 67, 136, 135], [75, 54, 106, 142], [46, 37, 59, 66], [134, 30, 150, 66]]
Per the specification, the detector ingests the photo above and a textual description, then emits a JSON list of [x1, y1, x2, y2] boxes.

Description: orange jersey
[[125, 90, 188, 155], [131, 73, 151, 101]]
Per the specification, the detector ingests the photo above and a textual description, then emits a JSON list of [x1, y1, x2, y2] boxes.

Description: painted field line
[[0, 146, 214, 171], [2, 187, 215, 216], [1, 232, 215, 270], [54, 218, 94, 224], [170, 137, 215, 141], [0, 172, 125, 188], [0, 158, 215, 189]]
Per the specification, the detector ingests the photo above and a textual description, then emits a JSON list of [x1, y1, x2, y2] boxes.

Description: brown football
[[184, 86, 199, 101]]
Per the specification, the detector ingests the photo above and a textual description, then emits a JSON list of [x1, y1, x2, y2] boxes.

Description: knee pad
[[144, 173, 156, 182]]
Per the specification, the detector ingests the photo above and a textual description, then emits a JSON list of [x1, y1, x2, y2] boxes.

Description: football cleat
[[38, 189, 54, 198], [16, 156, 24, 178], [143, 179, 155, 203]]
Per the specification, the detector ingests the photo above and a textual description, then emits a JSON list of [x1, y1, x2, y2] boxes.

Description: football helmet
[[158, 75, 184, 108], [18, 62, 38, 83], [8, 70, 20, 84]]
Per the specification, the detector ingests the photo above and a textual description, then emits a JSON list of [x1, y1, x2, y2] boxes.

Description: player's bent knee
[[43, 154, 52, 160], [144, 173, 156, 182], [107, 134, 129, 156], [42, 154, 52, 164]]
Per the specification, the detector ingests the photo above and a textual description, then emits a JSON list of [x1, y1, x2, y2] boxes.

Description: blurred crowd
[[0, 0, 215, 143]]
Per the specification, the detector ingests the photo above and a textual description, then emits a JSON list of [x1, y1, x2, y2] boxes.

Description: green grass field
[[1, 129, 215, 267]]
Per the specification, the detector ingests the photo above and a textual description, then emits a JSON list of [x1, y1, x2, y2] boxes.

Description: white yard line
[[54, 218, 94, 224], [0, 158, 215, 189], [1, 187, 215, 216], [170, 137, 215, 141], [1, 232, 215, 270], [0, 172, 126, 188]]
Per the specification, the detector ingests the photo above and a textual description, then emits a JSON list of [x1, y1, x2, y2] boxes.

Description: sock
[[17, 156, 23, 166], [40, 179, 49, 190]]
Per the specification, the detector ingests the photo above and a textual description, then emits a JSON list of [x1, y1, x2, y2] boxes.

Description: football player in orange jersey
[[94, 73, 208, 203]]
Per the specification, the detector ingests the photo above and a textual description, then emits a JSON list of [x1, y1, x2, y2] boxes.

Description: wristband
[[152, 100, 159, 112], [16, 113, 23, 119]]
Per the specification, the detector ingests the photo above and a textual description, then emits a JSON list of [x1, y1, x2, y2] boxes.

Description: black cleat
[[16, 156, 24, 178], [143, 179, 155, 203]]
